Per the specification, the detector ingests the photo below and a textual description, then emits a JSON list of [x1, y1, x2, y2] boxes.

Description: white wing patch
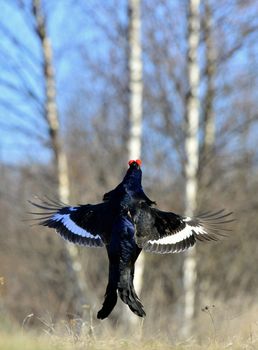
[[148, 220, 207, 245], [52, 213, 102, 240], [139, 209, 232, 254]]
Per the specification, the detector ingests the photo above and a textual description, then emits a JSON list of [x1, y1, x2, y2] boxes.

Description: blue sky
[[0, 0, 258, 168]]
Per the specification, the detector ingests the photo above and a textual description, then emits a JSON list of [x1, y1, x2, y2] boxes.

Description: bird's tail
[[97, 285, 117, 320], [118, 266, 145, 318], [97, 264, 119, 320]]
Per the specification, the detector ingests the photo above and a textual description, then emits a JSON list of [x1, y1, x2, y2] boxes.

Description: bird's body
[[30, 159, 233, 319]]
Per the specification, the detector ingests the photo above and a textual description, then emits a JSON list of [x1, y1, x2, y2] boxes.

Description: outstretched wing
[[131, 203, 233, 254], [29, 198, 114, 247]]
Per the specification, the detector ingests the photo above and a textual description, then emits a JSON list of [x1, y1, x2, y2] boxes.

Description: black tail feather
[[98, 245, 145, 319], [97, 262, 119, 320], [97, 289, 118, 320], [118, 267, 145, 318]]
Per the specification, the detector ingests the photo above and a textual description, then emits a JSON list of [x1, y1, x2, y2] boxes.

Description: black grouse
[[30, 159, 233, 319]]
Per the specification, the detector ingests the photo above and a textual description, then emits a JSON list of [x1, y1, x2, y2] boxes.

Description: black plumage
[[30, 159, 233, 319]]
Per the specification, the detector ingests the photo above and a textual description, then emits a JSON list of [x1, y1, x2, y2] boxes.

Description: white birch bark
[[32, 0, 90, 316], [182, 0, 201, 338], [127, 0, 144, 320], [127, 0, 143, 161]]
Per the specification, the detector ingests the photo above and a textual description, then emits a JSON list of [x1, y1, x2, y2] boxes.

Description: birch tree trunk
[[127, 0, 143, 160], [127, 0, 144, 319], [32, 0, 91, 318], [182, 0, 201, 338]]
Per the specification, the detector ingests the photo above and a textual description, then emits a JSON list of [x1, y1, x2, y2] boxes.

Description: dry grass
[[0, 322, 257, 350], [0, 304, 257, 350], [0, 332, 257, 350]]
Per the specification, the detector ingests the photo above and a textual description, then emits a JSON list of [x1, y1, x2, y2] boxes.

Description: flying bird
[[30, 159, 233, 319]]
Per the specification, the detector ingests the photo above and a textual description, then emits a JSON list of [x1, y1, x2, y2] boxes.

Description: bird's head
[[123, 159, 142, 184], [128, 159, 142, 169]]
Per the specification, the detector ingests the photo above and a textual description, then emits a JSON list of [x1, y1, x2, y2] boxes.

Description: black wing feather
[[29, 199, 114, 247], [131, 203, 233, 254]]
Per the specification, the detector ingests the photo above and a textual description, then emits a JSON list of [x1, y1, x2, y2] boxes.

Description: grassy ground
[[0, 330, 257, 350], [0, 306, 257, 350]]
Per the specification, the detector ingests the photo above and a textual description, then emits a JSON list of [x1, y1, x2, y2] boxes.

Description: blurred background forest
[[0, 0, 258, 344]]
